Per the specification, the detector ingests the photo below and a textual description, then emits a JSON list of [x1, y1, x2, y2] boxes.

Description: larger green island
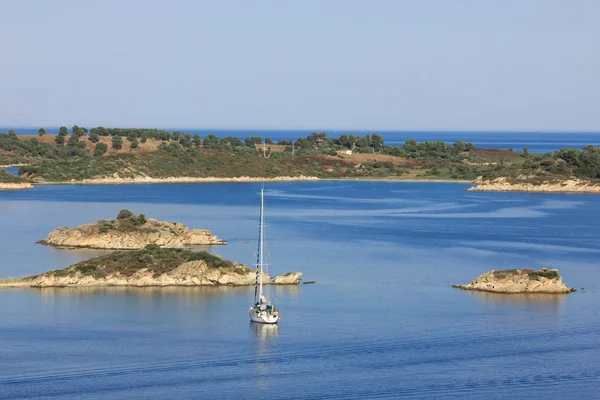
[[1, 127, 599, 192], [0, 247, 302, 288]]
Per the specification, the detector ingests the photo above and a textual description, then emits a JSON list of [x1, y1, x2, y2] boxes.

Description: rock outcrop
[[469, 176, 600, 193], [0, 182, 33, 190], [0, 248, 302, 288], [39, 210, 225, 249], [452, 268, 576, 294]]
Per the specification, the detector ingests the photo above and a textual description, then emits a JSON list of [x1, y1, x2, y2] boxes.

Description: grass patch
[[493, 268, 559, 280], [48, 248, 239, 279]]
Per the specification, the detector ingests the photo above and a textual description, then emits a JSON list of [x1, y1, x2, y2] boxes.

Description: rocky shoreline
[[36, 175, 320, 185], [0, 265, 302, 288], [0, 182, 33, 190], [469, 176, 600, 194], [453, 268, 575, 294], [0, 248, 303, 288], [39, 210, 225, 249]]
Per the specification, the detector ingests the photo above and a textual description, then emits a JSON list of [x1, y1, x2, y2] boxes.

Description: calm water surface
[[0, 182, 599, 399]]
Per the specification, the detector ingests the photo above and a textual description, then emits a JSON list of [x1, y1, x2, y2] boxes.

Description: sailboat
[[249, 186, 280, 324]]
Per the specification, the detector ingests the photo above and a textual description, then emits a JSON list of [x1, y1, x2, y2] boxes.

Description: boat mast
[[259, 185, 265, 298]]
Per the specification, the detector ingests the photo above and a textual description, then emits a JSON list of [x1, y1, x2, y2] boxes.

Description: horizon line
[[1, 126, 600, 134]]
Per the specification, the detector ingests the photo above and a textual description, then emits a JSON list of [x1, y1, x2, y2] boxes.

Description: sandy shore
[[34, 175, 321, 185], [0, 182, 33, 190]]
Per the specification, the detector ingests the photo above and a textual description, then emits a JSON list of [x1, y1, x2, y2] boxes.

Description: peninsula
[[38, 210, 225, 250], [0, 169, 33, 190], [452, 268, 576, 294], [1, 128, 599, 193], [0, 247, 302, 288]]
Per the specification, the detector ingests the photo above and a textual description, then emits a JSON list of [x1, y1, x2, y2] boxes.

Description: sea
[[4, 127, 600, 154], [1, 133, 600, 399]]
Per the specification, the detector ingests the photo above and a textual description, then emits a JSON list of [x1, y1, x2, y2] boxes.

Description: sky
[[1, 0, 598, 131]]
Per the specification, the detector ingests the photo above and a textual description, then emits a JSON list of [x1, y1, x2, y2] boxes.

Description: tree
[[55, 135, 65, 146], [192, 134, 202, 148], [112, 136, 123, 150], [371, 133, 384, 151], [127, 131, 137, 142], [172, 131, 181, 141], [180, 133, 192, 148], [180, 136, 192, 148], [38, 128, 46, 136], [203, 134, 219, 147], [88, 132, 100, 143], [8, 130, 17, 138], [464, 142, 476, 152], [117, 209, 135, 219], [94, 142, 107, 156], [265, 138, 274, 145], [67, 134, 79, 147], [72, 125, 85, 137], [130, 138, 139, 149], [523, 147, 529, 157], [59, 126, 68, 136]]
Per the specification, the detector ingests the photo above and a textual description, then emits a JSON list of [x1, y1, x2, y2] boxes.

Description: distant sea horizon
[[2, 126, 600, 154]]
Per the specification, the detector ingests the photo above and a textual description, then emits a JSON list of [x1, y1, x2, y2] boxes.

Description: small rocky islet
[[38, 209, 225, 250], [0, 247, 302, 288], [453, 268, 575, 294], [0, 210, 302, 288]]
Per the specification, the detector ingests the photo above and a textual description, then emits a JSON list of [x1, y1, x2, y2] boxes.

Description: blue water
[[4, 127, 600, 154], [1, 181, 599, 399]]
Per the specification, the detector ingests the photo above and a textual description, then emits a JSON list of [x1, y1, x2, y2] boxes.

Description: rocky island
[[38, 209, 225, 249], [469, 176, 600, 194], [0, 247, 302, 288], [453, 268, 576, 294]]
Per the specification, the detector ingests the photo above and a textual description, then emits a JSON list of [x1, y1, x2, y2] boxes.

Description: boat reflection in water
[[250, 322, 280, 391], [250, 321, 280, 342]]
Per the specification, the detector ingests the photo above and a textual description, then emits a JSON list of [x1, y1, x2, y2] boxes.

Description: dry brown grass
[[331, 153, 416, 167]]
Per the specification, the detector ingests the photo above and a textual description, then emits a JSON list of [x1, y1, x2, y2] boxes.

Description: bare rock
[[39, 213, 226, 250], [453, 268, 575, 294], [469, 176, 600, 193]]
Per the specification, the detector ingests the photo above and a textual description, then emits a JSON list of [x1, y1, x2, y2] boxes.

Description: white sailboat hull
[[249, 310, 279, 324]]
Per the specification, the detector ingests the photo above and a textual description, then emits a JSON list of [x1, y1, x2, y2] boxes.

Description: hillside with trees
[[1, 127, 599, 185]]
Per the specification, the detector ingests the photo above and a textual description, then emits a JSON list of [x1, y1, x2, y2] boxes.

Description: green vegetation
[[2, 127, 599, 185], [483, 145, 600, 182], [0, 169, 27, 184], [95, 210, 147, 233], [493, 268, 559, 280], [94, 142, 107, 157], [112, 136, 123, 150], [47, 248, 240, 279]]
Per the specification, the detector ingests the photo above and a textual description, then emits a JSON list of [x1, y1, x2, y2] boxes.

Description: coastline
[[0, 281, 300, 288], [33, 175, 475, 185], [0, 164, 27, 168], [0, 182, 33, 190], [34, 175, 321, 185], [469, 177, 600, 194], [3, 173, 598, 194]]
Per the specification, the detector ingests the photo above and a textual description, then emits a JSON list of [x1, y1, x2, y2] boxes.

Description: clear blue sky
[[1, 0, 598, 130]]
